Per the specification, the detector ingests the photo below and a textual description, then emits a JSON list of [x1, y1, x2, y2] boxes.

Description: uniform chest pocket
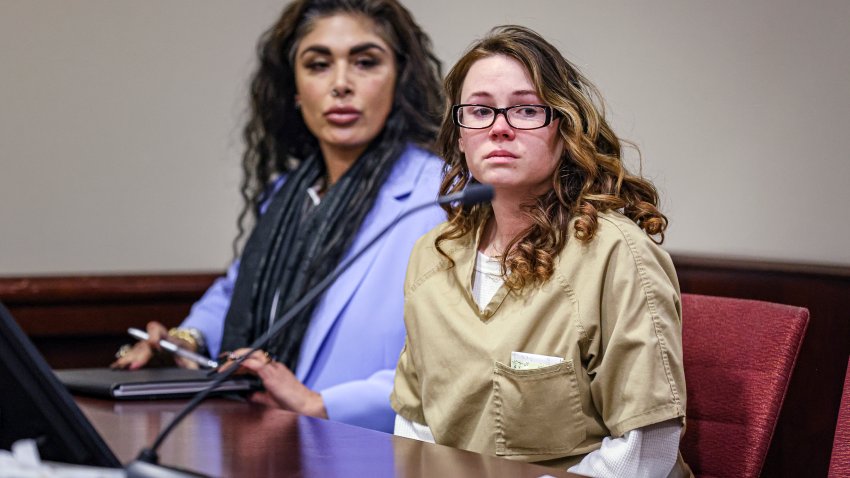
[[493, 359, 586, 456]]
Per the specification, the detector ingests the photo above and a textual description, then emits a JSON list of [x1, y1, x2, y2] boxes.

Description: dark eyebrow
[[300, 45, 331, 58], [299, 42, 388, 58], [349, 42, 387, 56]]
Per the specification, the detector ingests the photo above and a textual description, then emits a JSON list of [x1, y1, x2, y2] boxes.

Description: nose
[[331, 64, 353, 98], [489, 112, 515, 140]]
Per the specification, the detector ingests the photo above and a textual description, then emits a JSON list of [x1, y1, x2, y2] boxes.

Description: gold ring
[[115, 344, 133, 359]]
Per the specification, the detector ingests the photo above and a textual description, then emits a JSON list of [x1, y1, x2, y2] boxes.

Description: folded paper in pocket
[[510, 351, 564, 370]]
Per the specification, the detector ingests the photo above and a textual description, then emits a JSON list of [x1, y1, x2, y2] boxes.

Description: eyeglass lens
[[457, 105, 549, 129]]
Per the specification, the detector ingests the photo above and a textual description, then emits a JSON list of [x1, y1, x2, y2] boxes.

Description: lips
[[324, 106, 361, 126], [485, 149, 518, 159]]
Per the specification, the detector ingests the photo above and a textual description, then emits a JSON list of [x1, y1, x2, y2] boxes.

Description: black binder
[[55, 367, 259, 400]]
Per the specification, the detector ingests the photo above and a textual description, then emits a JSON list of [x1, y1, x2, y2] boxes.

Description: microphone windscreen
[[459, 184, 494, 206]]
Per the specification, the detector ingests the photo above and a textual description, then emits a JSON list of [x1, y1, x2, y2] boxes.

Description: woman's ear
[[458, 136, 465, 153], [294, 94, 301, 110]]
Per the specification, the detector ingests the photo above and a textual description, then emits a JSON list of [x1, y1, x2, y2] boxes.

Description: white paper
[[510, 351, 564, 370]]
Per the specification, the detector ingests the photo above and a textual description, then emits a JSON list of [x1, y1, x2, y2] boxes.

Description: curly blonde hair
[[436, 25, 667, 290]]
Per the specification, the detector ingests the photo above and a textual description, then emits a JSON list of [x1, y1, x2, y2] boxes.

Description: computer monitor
[[0, 301, 121, 467]]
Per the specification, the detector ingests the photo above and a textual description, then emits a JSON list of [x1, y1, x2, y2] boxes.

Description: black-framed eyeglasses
[[452, 104, 555, 130]]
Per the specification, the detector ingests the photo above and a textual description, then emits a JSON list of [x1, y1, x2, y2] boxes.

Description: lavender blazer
[[182, 145, 445, 432]]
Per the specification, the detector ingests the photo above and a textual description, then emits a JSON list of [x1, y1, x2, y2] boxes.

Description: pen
[[127, 327, 219, 369]]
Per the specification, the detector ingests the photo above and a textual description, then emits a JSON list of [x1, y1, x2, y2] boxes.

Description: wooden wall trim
[[672, 253, 850, 278], [0, 273, 220, 304], [0, 272, 220, 369], [6, 254, 846, 302]]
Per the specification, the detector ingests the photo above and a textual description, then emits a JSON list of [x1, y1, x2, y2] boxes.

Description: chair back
[[828, 357, 850, 478], [680, 293, 809, 478]]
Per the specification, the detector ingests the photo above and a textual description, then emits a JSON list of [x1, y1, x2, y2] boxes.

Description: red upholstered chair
[[679, 294, 809, 478], [829, 357, 850, 478]]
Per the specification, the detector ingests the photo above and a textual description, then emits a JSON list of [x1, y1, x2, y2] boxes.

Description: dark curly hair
[[436, 25, 667, 290], [233, 0, 443, 255]]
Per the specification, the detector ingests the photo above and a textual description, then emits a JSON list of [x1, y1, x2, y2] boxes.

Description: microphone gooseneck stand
[[125, 184, 494, 478]]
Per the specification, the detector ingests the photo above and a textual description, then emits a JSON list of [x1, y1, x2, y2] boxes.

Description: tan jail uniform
[[391, 211, 690, 474]]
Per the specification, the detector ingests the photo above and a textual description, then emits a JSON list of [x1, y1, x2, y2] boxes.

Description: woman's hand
[[110, 321, 199, 370], [221, 348, 328, 419]]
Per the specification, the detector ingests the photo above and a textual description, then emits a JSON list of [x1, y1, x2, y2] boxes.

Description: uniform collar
[[449, 219, 511, 321]]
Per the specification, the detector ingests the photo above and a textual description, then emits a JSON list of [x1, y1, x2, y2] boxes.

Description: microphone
[[124, 183, 494, 478], [437, 183, 494, 206]]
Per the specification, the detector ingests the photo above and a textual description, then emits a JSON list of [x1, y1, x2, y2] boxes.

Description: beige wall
[[2, 0, 848, 275]]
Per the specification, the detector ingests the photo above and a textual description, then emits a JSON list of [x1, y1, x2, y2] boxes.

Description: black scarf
[[221, 140, 402, 370]]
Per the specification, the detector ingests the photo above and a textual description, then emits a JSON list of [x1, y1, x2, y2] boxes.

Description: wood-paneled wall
[[1, 255, 848, 477], [0, 273, 218, 368]]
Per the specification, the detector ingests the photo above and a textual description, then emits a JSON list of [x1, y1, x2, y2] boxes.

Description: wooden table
[[76, 396, 580, 477]]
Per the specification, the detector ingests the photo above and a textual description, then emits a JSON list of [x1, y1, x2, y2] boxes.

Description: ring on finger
[[115, 344, 133, 359]]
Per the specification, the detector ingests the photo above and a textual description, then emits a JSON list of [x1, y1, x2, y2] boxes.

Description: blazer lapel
[[295, 148, 424, 380]]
